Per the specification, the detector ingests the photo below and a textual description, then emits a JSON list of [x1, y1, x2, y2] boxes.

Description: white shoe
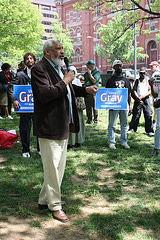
[[38, 151, 41, 156], [109, 143, 116, 149], [0, 116, 4, 119], [153, 121, 156, 129], [122, 142, 130, 149], [6, 115, 13, 119], [22, 152, 30, 158], [127, 129, 134, 133], [148, 132, 154, 136]]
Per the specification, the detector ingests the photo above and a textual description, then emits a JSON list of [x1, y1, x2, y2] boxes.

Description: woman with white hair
[[68, 66, 85, 148]]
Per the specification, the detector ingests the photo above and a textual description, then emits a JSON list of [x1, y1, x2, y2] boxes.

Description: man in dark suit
[[31, 39, 98, 223], [8, 53, 40, 157]]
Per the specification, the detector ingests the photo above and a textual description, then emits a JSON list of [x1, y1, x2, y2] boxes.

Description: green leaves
[[0, 0, 44, 57], [50, 17, 73, 57], [96, 13, 148, 63]]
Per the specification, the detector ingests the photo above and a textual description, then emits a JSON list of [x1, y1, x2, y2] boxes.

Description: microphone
[[64, 57, 70, 72]]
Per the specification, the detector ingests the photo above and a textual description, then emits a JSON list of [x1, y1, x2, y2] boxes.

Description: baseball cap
[[112, 60, 123, 67], [149, 61, 159, 66], [85, 60, 95, 65]]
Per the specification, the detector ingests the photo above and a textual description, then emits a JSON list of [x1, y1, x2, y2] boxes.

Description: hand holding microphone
[[64, 57, 70, 72], [63, 57, 75, 85]]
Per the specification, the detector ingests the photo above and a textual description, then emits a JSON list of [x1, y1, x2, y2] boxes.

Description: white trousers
[[38, 138, 68, 211]]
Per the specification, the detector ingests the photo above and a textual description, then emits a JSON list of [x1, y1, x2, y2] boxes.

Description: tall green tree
[[50, 16, 74, 57], [96, 13, 148, 63], [0, 0, 44, 64], [74, 0, 160, 40]]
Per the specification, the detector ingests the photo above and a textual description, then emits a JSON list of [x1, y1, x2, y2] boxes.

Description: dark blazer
[[0, 71, 15, 85], [31, 57, 88, 140]]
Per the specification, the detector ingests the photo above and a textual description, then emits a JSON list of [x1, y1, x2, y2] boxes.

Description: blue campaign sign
[[95, 88, 128, 110], [14, 85, 34, 113]]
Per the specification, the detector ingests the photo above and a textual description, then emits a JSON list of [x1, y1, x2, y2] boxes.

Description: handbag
[[153, 99, 160, 108], [0, 130, 20, 148], [75, 97, 86, 111], [0, 83, 8, 91]]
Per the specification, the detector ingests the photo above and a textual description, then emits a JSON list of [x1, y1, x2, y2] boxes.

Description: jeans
[[108, 110, 128, 144], [154, 108, 160, 149]]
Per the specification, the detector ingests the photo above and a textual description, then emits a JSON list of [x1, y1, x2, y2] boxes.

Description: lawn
[[0, 107, 160, 240]]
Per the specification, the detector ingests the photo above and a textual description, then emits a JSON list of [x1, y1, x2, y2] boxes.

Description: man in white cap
[[149, 61, 160, 128], [106, 60, 132, 149]]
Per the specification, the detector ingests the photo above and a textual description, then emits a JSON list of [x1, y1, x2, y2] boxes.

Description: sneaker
[[122, 142, 130, 149], [153, 120, 156, 129], [109, 143, 116, 149], [38, 151, 41, 156], [148, 132, 154, 136], [22, 152, 30, 158], [127, 129, 134, 133], [6, 115, 13, 119], [0, 116, 4, 119]]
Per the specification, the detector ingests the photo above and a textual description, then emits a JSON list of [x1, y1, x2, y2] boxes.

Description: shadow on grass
[[0, 112, 160, 239], [79, 206, 160, 239]]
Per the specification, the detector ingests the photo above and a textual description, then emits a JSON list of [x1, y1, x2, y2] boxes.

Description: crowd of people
[[0, 38, 160, 223]]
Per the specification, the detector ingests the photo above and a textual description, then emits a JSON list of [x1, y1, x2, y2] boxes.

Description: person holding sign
[[8, 53, 40, 158], [106, 60, 132, 149], [31, 39, 98, 223]]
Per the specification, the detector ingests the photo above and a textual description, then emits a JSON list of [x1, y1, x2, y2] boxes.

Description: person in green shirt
[[80, 60, 100, 124]]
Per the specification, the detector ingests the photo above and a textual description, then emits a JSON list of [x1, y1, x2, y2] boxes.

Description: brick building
[[31, 0, 160, 73], [32, 0, 57, 41], [55, 0, 160, 73]]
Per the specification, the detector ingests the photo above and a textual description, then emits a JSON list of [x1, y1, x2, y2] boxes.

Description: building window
[[41, 5, 50, 11], [150, 19, 155, 30], [42, 21, 52, 25], [45, 29, 52, 33], [76, 10, 80, 22], [151, 42, 157, 50], [52, 7, 57, 12], [96, 5, 101, 17], [77, 29, 81, 42], [42, 36, 47, 40], [96, 24, 101, 39], [76, 49, 80, 63], [69, 12, 73, 23], [43, 13, 54, 18], [33, 3, 38, 7], [70, 29, 74, 38]]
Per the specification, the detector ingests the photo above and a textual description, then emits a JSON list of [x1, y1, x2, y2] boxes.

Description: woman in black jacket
[[0, 63, 13, 119]]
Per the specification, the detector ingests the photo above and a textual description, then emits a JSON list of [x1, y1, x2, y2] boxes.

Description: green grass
[[0, 107, 160, 240]]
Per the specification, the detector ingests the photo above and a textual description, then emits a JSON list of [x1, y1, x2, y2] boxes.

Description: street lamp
[[87, 35, 102, 71]]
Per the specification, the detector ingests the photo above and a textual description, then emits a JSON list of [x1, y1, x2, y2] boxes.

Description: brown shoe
[[52, 209, 69, 223]]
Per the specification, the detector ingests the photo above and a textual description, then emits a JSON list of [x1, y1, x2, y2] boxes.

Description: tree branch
[[131, 0, 160, 15]]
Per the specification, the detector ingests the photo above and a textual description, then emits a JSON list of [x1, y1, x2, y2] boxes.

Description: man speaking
[[31, 39, 98, 223]]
